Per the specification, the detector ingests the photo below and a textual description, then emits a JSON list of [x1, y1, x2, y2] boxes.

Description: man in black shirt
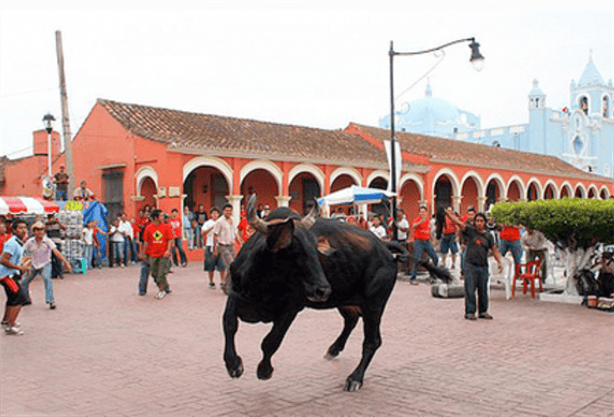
[[445, 208, 504, 320]]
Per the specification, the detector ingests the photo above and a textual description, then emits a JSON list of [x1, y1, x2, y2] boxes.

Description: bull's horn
[[247, 194, 269, 235], [301, 201, 318, 229]]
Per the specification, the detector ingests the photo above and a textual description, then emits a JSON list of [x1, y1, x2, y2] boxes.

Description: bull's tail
[[417, 261, 455, 284], [385, 242, 454, 284]]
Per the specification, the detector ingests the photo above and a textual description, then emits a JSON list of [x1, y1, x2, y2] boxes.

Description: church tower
[[527, 79, 548, 154]]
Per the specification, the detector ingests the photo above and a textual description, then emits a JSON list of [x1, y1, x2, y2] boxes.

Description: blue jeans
[[55, 189, 68, 201], [410, 239, 439, 279], [123, 238, 137, 265], [184, 228, 194, 249], [464, 262, 489, 315], [138, 260, 151, 294], [112, 241, 124, 266], [439, 234, 458, 254], [21, 263, 54, 304], [499, 239, 523, 265], [84, 244, 95, 269], [171, 238, 187, 266]]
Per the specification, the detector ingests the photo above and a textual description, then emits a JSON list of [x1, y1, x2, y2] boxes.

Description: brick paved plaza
[[1, 262, 612, 417]]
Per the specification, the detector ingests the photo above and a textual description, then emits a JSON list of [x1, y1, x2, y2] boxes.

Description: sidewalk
[[1, 262, 612, 417]]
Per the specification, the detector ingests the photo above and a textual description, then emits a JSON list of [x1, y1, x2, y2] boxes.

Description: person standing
[[139, 209, 174, 300], [119, 213, 136, 266], [182, 205, 194, 250], [53, 164, 69, 201], [439, 210, 459, 269], [0, 218, 30, 335], [21, 222, 72, 309], [195, 204, 208, 248], [369, 215, 388, 241], [169, 208, 187, 267], [445, 208, 504, 320], [213, 204, 243, 294], [45, 214, 67, 279], [521, 228, 548, 282], [108, 218, 125, 268], [499, 223, 524, 269], [409, 206, 439, 285], [201, 207, 224, 289]]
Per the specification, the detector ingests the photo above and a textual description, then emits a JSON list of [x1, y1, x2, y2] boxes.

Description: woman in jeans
[[22, 221, 72, 309]]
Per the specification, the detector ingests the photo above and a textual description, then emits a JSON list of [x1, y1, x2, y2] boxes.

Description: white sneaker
[[154, 291, 167, 300], [5, 326, 24, 335]]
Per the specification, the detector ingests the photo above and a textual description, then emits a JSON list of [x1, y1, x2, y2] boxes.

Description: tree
[[491, 198, 614, 295]]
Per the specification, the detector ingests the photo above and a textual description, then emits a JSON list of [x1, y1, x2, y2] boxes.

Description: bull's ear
[[266, 218, 294, 253], [317, 237, 335, 256]]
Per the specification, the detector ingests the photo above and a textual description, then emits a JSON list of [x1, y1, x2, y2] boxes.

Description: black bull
[[223, 202, 412, 392]]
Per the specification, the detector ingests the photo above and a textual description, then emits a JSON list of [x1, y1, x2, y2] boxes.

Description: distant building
[[380, 54, 614, 178]]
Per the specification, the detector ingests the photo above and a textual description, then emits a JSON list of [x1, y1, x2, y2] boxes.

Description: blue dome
[[401, 96, 460, 124]]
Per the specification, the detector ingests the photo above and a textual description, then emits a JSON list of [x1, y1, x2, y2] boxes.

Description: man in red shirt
[[409, 205, 439, 285], [139, 209, 174, 300], [169, 208, 187, 267], [0, 222, 9, 254], [498, 223, 523, 267]]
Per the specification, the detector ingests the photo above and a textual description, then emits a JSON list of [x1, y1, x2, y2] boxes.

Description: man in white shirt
[[213, 204, 243, 294], [201, 207, 223, 289], [119, 213, 135, 266]]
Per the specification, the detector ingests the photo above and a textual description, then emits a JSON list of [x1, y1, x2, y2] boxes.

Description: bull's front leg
[[223, 297, 244, 378], [257, 309, 299, 380]]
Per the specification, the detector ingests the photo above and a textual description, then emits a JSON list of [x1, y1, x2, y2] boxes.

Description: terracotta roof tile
[[99, 99, 426, 171], [351, 124, 610, 181]]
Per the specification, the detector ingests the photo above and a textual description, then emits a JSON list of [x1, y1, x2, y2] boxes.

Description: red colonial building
[[2, 98, 612, 229]]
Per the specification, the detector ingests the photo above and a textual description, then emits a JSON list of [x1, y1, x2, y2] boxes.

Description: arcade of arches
[[134, 158, 612, 227]]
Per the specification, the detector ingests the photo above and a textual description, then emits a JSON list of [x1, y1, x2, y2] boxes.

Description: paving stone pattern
[[1, 264, 612, 417]]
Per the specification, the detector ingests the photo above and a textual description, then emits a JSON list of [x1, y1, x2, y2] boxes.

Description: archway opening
[[544, 184, 556, 200], [434, 175, 453, 213], [183, 166, 229, 213], [367, 177, 389, 219], [460, 177, 479, 213], [485, 179, 501, 211], [241, 168, 279, 210], [527, 183, 539, 201], [507, 181, 521, 202], [138, 177, 157, 212], [289, 172, 321, 215]]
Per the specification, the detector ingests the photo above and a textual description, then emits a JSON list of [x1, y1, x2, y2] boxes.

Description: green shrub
[[490, 198, 614, 249]]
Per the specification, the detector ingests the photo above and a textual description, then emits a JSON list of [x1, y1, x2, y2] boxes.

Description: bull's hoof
[[324, 350, 339, 360], [225, 357, 244, 378], [257, 361, 274, 380], [344, 378, 362, 392]]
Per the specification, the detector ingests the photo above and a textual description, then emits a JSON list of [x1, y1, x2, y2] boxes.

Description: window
[[603, 95, 610, 118], [580, 96, 589, 115]]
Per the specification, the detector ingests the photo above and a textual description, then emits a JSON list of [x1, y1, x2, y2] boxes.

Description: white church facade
[[380, 55, 614, 178]]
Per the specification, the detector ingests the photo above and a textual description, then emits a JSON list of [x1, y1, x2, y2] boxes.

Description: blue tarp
[[82, 201, 109, 260]]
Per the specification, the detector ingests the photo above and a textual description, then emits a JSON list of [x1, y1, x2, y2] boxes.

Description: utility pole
[[56, 30, 74, 199]]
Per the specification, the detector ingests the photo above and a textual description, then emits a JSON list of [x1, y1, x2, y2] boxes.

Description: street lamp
[[388, 38, 484, 238], [43, 113, 56, 177]]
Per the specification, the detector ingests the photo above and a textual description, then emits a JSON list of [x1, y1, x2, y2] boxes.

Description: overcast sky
[[1, 1, 612, 159]]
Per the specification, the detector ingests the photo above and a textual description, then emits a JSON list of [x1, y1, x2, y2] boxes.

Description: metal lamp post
[[43, 113, 56, 177], [388, 38, 484, 238]]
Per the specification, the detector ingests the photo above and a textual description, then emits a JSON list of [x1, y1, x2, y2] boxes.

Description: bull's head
[[246, 195, 331, 303]]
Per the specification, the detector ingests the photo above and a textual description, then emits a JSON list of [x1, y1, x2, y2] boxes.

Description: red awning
[[0, 197, 60, 215]]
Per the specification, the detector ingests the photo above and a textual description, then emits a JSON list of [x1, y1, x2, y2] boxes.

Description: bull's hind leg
[[325, 306, 361, 359], [223, 298, 244, 378], [257, 309, 299, 380]]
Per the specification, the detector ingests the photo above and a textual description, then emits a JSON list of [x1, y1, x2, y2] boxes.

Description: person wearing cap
[[54, 165, 69, 201], [21, 221, 72, 310]]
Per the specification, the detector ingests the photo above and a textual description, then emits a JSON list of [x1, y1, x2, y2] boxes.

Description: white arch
[[587, 184, 599, 199], [288, 163, 325, 193], [432, 168, 460, 197], [182, 156, 234, 194], [240, 159, 283, 195], [560, 181, 573, 198], [506, 175, 526, 200], [525, 177, 543, 200], [399, 173, 424, 201], [135, 166, 158, 196], [574, 182, 587, 198], [485, 173, 506, 203], [460, 170, 485, 197], [365, 170, 390, 188], [329, 166, 362, 187], [599, 185, 611, 199], [542, 179, 559, 199]]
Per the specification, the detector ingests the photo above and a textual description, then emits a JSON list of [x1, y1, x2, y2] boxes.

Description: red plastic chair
[[512, 259, 543, 298]]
